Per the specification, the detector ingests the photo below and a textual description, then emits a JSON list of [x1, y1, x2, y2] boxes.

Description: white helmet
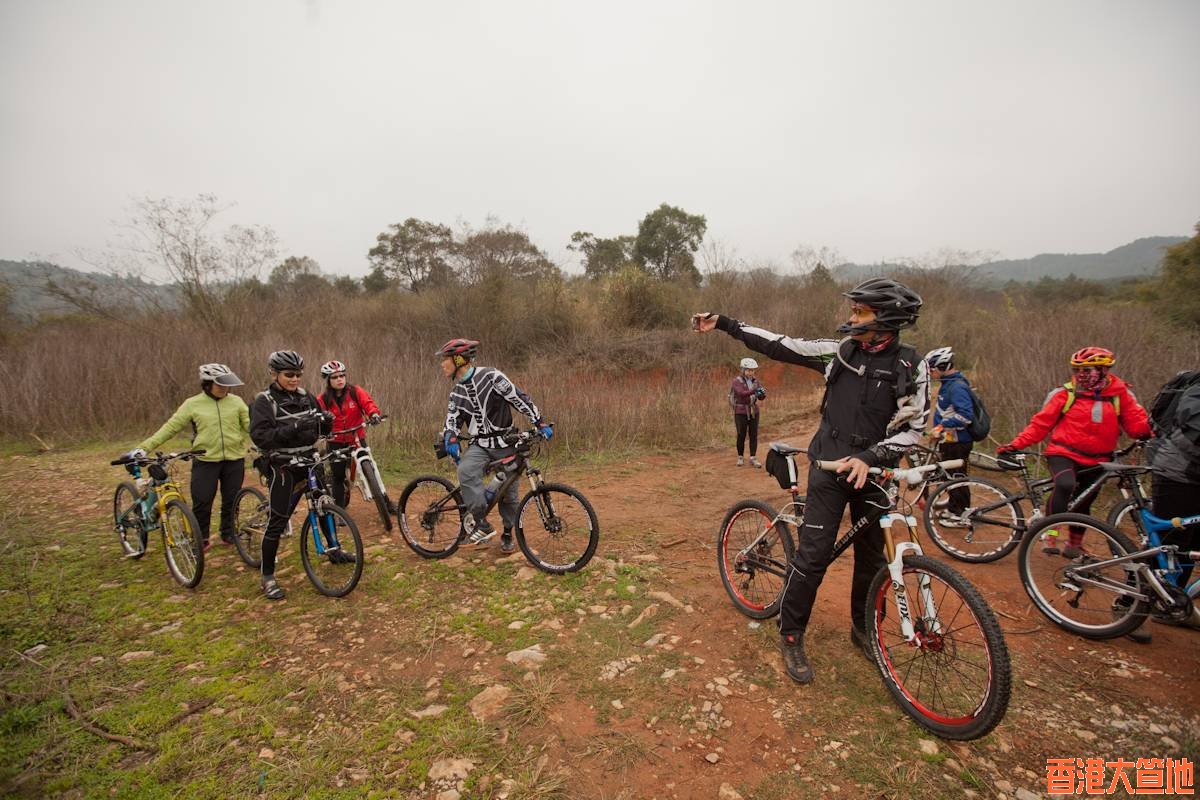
[[739, 357, 759, 370], [925, 346, 954, 371], [198, 363, 243, 387]]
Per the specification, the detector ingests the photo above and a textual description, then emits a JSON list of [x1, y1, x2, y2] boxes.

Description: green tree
[[457, 224, 560, 284], [367, 218, 456, 292], [1160, 221, 1200, 328], [633, 203, 706, 286], [568, 231, 635, 279], [362, 266, 393, 295]]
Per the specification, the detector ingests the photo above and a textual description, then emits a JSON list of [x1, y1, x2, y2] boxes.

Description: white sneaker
[[937, 511, 970, 529], [465, 517, 497, 545], [750, 457, 762, 469], [736, 457, 744, 467]]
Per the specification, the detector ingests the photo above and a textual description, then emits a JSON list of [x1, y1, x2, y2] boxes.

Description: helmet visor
[[213, 371, 244, 387]]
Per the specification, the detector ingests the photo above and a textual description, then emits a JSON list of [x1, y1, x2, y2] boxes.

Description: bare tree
[[789, 243, 845, 276], [79, 194, 278, 328]]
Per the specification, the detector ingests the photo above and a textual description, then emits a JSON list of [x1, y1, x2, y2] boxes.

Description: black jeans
[[1152, 476, 1200, 588], [190, 459, 245, 544], [261, 462, 324, 577], [734, 413, 759, 457], [1045, 455, 1105, 540], [780, 466, 888, 638], [937, 440, 974, 514]]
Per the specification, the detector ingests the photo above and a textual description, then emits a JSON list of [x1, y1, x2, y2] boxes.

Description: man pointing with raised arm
[[693, 278, 929, 684]]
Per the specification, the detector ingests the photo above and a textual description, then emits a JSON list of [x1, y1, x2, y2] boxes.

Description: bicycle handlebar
[[110, 448, 206, 466], [330, 414, 389, 438], [813, 458, 963, 484]]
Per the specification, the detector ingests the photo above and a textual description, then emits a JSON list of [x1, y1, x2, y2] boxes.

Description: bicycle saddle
[[769, 442, 806, 456]]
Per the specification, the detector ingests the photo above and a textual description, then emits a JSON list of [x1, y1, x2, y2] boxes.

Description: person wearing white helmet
[[317, 359, 386, 511], [924, 346, 977, 526], [130, 363, 251, 551], [729, 357, 767, 467]]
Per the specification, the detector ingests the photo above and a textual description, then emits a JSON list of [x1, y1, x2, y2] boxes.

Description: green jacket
[[139, 392, 251, 462]]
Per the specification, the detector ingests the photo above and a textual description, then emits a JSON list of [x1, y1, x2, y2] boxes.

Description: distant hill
[[831, 235, 1187, 285], [0, 260, 178, 321]]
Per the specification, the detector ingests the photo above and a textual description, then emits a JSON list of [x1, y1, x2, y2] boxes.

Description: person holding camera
[[730, 357, 766, 467]]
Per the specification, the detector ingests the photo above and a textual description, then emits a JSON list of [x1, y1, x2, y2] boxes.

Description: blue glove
[[538, 422, 554, 440], [444, 432, 461, 463]]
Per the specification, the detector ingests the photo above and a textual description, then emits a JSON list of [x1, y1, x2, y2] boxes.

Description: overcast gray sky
[[2, 0, 1198, 277]]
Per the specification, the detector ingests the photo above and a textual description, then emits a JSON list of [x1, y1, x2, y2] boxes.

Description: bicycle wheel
[[865, 554, 1011, 740], [716, 498, 797, 619], [300, 503, 363, 597], [361, 460, 393, 532], [923, 477, 1024, 563], [1018, 513, 1149, 639], [232, 486, 267, 568], [515, 483, 600, 574], [113, 481, 147, 559], [397, 475, 464, 559], [161, 499, 204, 588]]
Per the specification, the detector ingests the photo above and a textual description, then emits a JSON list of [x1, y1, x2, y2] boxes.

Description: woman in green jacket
[[132, 363, 252, 550]]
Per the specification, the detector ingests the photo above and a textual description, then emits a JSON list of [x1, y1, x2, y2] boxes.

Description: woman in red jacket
[[316, 360, 383, 509], [997, 347, 1151, 556]]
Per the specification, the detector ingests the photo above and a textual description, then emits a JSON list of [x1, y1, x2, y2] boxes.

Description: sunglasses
[[849, 303, 876, 315], [281, 371, 303, 379]]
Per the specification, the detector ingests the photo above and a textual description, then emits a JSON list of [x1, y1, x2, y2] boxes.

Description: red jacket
[[1008, 375, 1151, 465], [318, 385, 381, 445]]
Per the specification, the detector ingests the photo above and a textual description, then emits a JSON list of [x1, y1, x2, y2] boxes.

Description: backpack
[[1147, 370, 1200, 436], [964, 384, 991, 440]]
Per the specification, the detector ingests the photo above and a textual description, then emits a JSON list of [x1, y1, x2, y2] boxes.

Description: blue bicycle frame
[[1136, 508, 1200, 593], [304, 465, 340, 556]]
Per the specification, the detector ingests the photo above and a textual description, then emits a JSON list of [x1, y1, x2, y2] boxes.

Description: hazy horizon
[[2, 1, 1198, 279]]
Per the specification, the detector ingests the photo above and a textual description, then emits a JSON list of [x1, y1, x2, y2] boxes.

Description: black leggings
[[261, 463, 325, 577], [734, 413, 759, 457], [937, 441, 973, 514], [1045, 456, 1104, 517], [189, 459, 244, 543], [327, 442, 355, 508]]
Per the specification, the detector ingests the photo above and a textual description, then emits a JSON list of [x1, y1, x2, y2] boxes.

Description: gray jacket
[[1148, 383, 1200, 485]]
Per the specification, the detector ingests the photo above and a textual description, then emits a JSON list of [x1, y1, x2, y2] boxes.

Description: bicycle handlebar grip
[[814, 459, 882, 474], [938, 459, 964, 470]]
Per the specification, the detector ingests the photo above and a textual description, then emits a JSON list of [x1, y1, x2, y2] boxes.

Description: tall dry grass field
[[4, 268, 1197, 456]]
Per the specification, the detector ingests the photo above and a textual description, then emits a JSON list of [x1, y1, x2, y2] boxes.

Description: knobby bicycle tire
[[865, 554, 1011, 740], [232, 486, 268, 568], [361, 460, 393, 532], [716, 498, 797, 619], [515, 482, 599, 574], [1017, 513, 1149, 639], [113, 481, 147, 559], [397, 474, 464, 559], [299, 503, 363, 597], [161, 498, 204, 588], [922, 476, 1025, 563]]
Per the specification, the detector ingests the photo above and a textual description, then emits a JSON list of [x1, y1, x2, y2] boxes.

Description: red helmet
[[1069, 347, 1115, 368], [436, 338, 479, 364]]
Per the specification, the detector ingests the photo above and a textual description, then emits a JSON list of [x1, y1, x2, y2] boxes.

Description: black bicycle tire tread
[[866, 554, 1011, 740], [162, 498, 205, 589], [716, 498, 795, 619], [232, 486, 267, 568], [361, 460, 393, 532], [299, 503, 364, 597], [397, 474, 464, 559], [514, 482, 600, 574], [114, 481, 147, 559], [922, 476, 1025, 563], [1017, 512, 1149, 639]]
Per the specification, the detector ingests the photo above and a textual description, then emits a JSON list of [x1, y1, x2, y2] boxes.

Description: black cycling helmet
[[268, 350, 304, 372], [837, 278, 922, 335]]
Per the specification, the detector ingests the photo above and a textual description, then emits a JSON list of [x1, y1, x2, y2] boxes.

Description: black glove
[[369, 413, 382, 425]]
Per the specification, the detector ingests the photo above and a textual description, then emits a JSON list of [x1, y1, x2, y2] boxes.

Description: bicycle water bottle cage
[[149, 463, 169, 481]]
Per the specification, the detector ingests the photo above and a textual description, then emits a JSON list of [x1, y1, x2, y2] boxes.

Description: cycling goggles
[[281, 371, 303, 379]]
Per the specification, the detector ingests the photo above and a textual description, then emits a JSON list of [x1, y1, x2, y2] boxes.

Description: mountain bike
[[397, 427, 599, 574], [111, 449, 206, 588], [232, 448, 363, 596], [922, 442, 1144, 563], [1018, 468, 1200, 639], [330, 415, 394, 532], [718, 443, 1011, 740]]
